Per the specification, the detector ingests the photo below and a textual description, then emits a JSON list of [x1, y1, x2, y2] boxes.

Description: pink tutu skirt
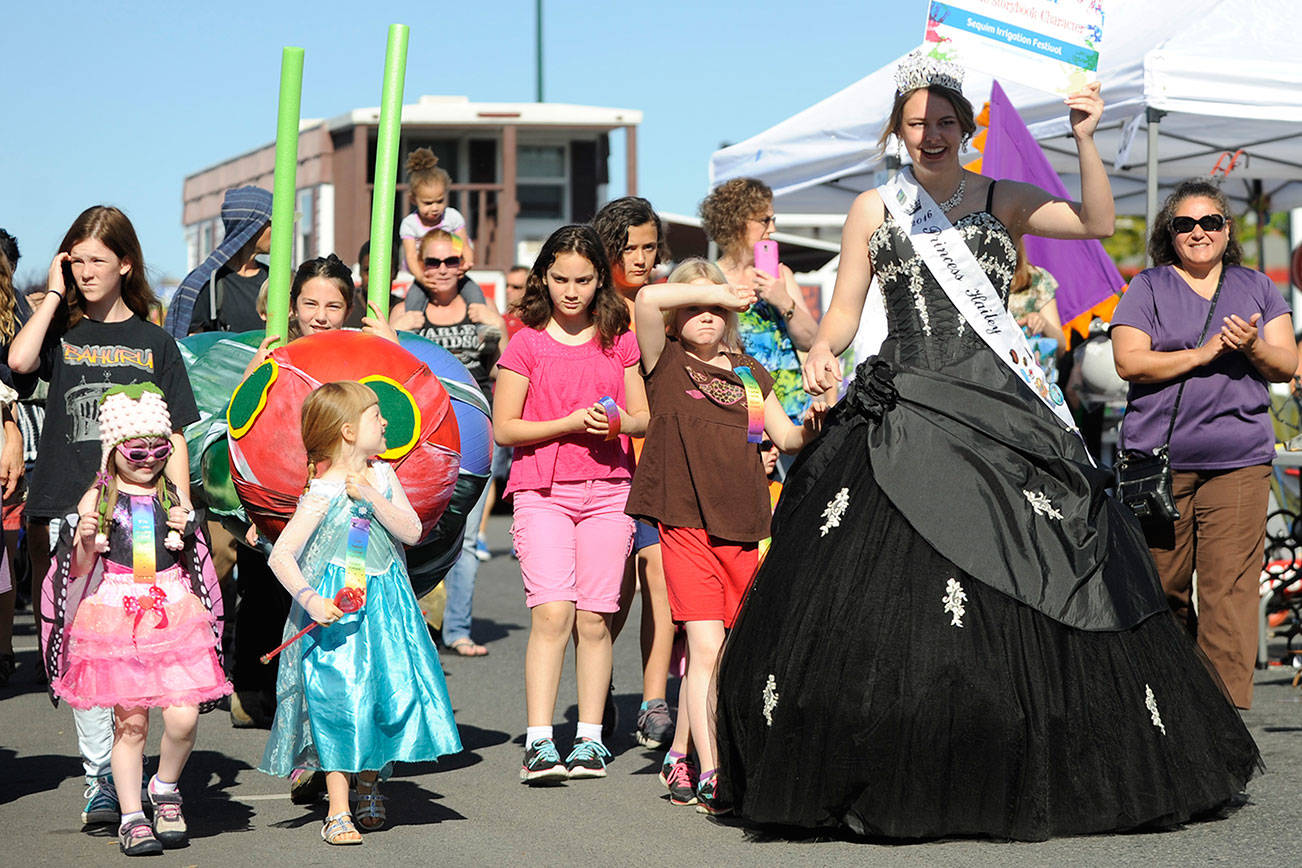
[[52, 567, 230, 710]]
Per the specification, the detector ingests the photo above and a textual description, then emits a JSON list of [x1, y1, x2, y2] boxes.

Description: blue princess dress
[[260, 464, 461, 777]]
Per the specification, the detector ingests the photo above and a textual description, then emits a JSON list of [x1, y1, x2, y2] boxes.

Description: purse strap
[[1122, 265, 1227, 452]]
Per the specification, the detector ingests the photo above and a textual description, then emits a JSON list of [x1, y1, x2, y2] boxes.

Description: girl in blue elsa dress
[[260, 381, 461, 845]]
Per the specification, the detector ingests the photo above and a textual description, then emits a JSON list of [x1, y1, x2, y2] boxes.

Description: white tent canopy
[[710, 0, 1302, 218]]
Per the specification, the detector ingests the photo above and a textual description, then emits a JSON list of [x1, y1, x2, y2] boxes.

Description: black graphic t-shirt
[[28, 316, 199, 520], [416, 305, 494, 398]]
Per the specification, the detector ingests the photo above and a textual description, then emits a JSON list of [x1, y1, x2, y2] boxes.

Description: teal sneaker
[[520, 738, 567, 785], [82, 775, 120, 825], [565, 737, 612, 779]]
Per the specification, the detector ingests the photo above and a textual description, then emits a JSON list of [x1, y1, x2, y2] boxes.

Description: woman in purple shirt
[[1112, 179, 1296, 709]]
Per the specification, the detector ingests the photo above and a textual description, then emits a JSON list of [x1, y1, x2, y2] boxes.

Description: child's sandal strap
[[321, 812, 362, 845], [353, 787, 387, 832]]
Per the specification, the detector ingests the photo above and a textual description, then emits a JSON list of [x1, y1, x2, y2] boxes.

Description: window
[[295, 188, 315, 262], [517, 144, 567, 221]]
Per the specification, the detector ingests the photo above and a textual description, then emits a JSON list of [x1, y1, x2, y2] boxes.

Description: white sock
[[119, 810, 146, 830], [526, 725, 554, 746], [149, 775, 178, 795], [575, 722, 603, 744]]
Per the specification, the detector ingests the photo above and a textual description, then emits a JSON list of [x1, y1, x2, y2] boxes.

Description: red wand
[[260, 587, 366, 664]]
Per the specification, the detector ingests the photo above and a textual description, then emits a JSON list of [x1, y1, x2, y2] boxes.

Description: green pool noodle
[[367, 24, 410, 318]]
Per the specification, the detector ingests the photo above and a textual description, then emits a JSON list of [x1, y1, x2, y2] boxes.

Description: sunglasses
[[117, 441, 174, 464], [1170, 214, 1227, 235], [423, 255, 462, 270]]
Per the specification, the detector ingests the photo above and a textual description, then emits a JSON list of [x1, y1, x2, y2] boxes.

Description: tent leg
[[1145, 108, 1164, 267], [1254, 178, 1267, 273]]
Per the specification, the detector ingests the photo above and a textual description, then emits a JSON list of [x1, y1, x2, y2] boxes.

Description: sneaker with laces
[[148, 782, 188, 848], [635, 698, 672, 749], [118, 817, 163, 856], [695, 775, 732, 816], [564, 737, 612, 779], [664, 756, 699, 806], [520, 738, 567, 784], [474, 534, 491, 562], [82, 775, 120, 825], [658, 751, 681, 785]]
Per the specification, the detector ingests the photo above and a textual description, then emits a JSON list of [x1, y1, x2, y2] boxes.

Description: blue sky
[[2, 1, 920, 287]]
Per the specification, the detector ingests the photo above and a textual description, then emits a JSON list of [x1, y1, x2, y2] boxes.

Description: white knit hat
[[98, 383, 172, 469]]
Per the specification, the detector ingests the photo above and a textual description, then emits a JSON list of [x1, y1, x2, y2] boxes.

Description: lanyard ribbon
[[734, 367, 765, 444], [130, 496, 155, 583], [344, 504, 372, 601], [879, 169, 1089, 458]]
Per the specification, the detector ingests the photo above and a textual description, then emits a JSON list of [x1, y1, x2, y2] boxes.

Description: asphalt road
[[3, 512, 1300, 866]]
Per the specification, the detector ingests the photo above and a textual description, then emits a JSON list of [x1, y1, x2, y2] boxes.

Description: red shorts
[[658, 524, 758, 628]]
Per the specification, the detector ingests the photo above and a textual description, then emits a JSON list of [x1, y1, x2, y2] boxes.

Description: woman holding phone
[[700, 179, 819, 424]]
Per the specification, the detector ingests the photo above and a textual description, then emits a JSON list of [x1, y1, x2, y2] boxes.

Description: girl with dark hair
[[1113, 178, 1296, 710], [494, 224, 648, 782], [230, 253, 398, 779], [9, 205, 200, 832], [714, 52, 1260, 839], [592, 196, 678, 750], [243, 254, 400, 377]]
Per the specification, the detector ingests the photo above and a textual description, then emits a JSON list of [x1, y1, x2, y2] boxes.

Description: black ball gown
[[714, 206, 1261, 841]]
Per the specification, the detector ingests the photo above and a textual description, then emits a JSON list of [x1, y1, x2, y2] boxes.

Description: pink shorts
[[511, 480, 635, 612]]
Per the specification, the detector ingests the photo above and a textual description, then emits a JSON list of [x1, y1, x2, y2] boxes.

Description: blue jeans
[[442, 483, 490, 645]]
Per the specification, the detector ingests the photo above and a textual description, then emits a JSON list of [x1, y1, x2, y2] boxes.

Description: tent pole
[[1253, 178, 1267, 273], [1145, 108, 1164, 267]]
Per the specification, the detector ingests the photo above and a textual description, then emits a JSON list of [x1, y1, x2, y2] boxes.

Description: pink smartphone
[[754, 240, 779, 278]]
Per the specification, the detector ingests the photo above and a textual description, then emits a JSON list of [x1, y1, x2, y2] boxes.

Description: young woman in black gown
[[713, 54, 1260, 842]]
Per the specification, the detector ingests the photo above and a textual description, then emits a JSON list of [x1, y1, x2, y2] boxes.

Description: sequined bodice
[[868, 210, 1016, 369]]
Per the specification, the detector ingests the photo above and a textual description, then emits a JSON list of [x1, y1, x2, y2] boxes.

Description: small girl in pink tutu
[[42, 383, 229, 856]]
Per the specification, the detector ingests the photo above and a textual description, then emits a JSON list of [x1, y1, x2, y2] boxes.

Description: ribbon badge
[[343, 502, 373, 604], [733, 367, 765, 444], [123, 584, 169, 637]]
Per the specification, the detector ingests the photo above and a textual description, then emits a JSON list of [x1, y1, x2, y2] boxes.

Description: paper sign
[[924, 0, 1104, 95]]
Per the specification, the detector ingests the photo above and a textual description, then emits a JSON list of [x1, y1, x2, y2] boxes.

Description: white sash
[[879, 169, 1080, 437]]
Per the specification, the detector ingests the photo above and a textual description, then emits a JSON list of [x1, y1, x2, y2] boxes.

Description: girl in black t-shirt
[[7, 206, 199, 830]]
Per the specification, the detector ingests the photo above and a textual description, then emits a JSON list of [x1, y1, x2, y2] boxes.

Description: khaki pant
[[1144, 464, 1270, 709]]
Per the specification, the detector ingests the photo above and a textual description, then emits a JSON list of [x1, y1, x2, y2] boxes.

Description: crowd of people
[[0, 51, 1286, 854]]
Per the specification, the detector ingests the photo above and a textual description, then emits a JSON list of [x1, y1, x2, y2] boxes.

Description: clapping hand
[[1220, 313, 1262, 354]]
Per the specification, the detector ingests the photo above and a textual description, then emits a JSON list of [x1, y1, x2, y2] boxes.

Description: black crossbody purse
[[1114, 268, 1225, 522]]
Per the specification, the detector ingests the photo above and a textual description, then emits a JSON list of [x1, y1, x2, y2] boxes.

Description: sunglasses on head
[[423, 255, 462, 270], [117, 441, 173, 464], [1170, 214, 1226, 235]]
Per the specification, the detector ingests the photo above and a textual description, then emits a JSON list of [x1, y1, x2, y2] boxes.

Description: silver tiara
[[894, 50, 964, 94]]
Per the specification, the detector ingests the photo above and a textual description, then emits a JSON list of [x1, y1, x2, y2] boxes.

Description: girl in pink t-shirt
[[493, 224, 649, 784]]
